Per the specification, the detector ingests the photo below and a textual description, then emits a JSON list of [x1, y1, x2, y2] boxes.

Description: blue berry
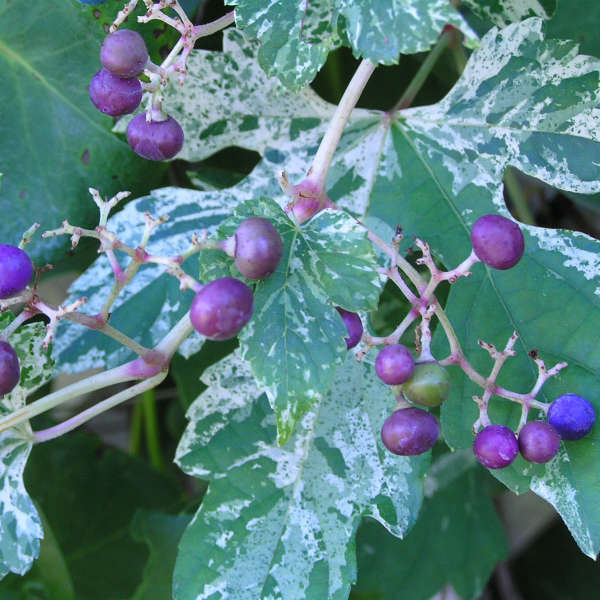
[[0, 341, 20, 395], [335, 308, 363, 349], [0, 245, 33, 299], [381, 407, 439, 456], [471, 214, 525, 270], [375, 344, 414, 385], [548, 394, 595, 441], [473, 425, 519, 469], [234, 217, 283, 280], [89, 68, 142, 116], [126, 114, 184, 161], [518, 421, 560, 463], [101, 30, 148, 79]]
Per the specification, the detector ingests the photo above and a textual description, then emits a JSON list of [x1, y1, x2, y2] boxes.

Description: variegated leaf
[[226, 1, 477, 90], [462, 0, 556, 28], [0, 313, 54, 579], [174, 350, 428, 600]]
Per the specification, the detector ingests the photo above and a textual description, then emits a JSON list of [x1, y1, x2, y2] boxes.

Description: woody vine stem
[[0, 2, 565, 444]]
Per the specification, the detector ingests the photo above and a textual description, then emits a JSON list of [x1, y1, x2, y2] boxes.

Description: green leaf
[[129, 511, 192, 600], [174, 350, 429, 600], [462, 0, 555, 28], [0, 314, 53, 580], [225, 198, 381, 443], [225, 1, 477, 90], [0, 0, 166, 266], [352, 452, 508, 600]]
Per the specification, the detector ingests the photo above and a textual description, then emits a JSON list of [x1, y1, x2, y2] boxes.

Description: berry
[[402, 361, 450, 407], [126, 114, 184, 161], [89, 68, 142, 116], [473, 425, 519, 469], [190, 277, 253, 341], [548, 393, 596, 441], [375, 344, 414, 385], [336, 308, 363, 349], [101, 29, 148, 78], [234, 217, 283, 280], [0, 341, 20, 395], [518, 421, 560, 463], [0, 245, 33, 299], [381, 407, 439, 455], [470, 214, 525, 270]]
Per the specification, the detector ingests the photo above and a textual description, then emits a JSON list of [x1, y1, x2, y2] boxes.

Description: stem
[[504, 167, 536, 225], [142, 388, 164, 471], [129, 400, 144, 455], [191, 11, 235, 40], [391, 30, 452, 112], [309, 60, 376, 189], [33, 373, 166, 443], [155, 312, 194, 358]]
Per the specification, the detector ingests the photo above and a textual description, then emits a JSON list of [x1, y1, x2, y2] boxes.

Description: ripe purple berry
[[0, 245, 33, 299], [470, 214, 525, 270], [89, 68, 142, 116], [335, 308, 363, 349], [101, 29, 149, 78], [473, 425, 519, 469], [126, 114, 184, 161], [0, 341, 20, 395], [381, 407, 439, 456], [190, 277, 254, 341], [402, 361, 450, 407], [518, 421, 561, 463], [375, 344, 415, 385], [233, 217, 283, 280], [548, 393, 596, 441]]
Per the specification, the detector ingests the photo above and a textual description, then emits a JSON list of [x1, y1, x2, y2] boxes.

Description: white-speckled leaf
[[209, 197, 381, 444], [174, 350, 428, 600], [0, 314, 53, 579], [225, 1, 477, 90], [462, 0, 555, 28]]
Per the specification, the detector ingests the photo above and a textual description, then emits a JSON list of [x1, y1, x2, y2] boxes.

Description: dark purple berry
[[101, 29, 149, 78], [234, 217, 283, 280], [190, 277, 253, 341], [126, 114, 184, 161], [548, 393, 596, 441], [0, 341, 20, 395], [402, 361, 450, 407], [375, 344, 414, 385], [518, 421, 561, 463], [0, 245, 33, 299], [473, 425, 519, 469], [335, 308, 363, 349], [381, 407, 439, 455], [470, 214, 525, 270], [89, 68, 142, 116]]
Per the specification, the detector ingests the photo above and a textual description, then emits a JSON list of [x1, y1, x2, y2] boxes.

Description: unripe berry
[[126, 114, 184, 161], [470, 214, 525, 270], [402, 361, 450, 407], [89, 69, 142, 116], [518, 421, 560, 463], [335, 308, 363, 349], [548, 393, 596, 441], [190, 277, 253, 341], [101, 29, 149, 78], [375, 344, 414, 385], [0, 245, 33, 299], [233, 217, 283, 280], [381, 407, 439, 455], [0, 341, 20, 395], [473, 425, 519, 469]]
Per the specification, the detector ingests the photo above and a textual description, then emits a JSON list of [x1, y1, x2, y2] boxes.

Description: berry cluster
[[89, 30, 184, 161], [332, 214, 595, 468], [0, 245, 33, 395]]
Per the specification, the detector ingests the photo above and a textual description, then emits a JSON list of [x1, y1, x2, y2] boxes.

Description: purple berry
[[381, 407, 439, 456], [548, 393, 596, 441], [470, 214, 525, 270], [126, 114, 184, 161], [335, 308, 363, 349], [375, 344, 415, 385], [0, 245, 33, 299], [518, 421, 561, 463], [473, 425, 519, 469], [89, 68, 142, 116], [101, 29, 149, 78], [402, 361, 450, 407], [0, 341, 20, 395], [190, 277, 253, 341], [234, 217, 283, 280]]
